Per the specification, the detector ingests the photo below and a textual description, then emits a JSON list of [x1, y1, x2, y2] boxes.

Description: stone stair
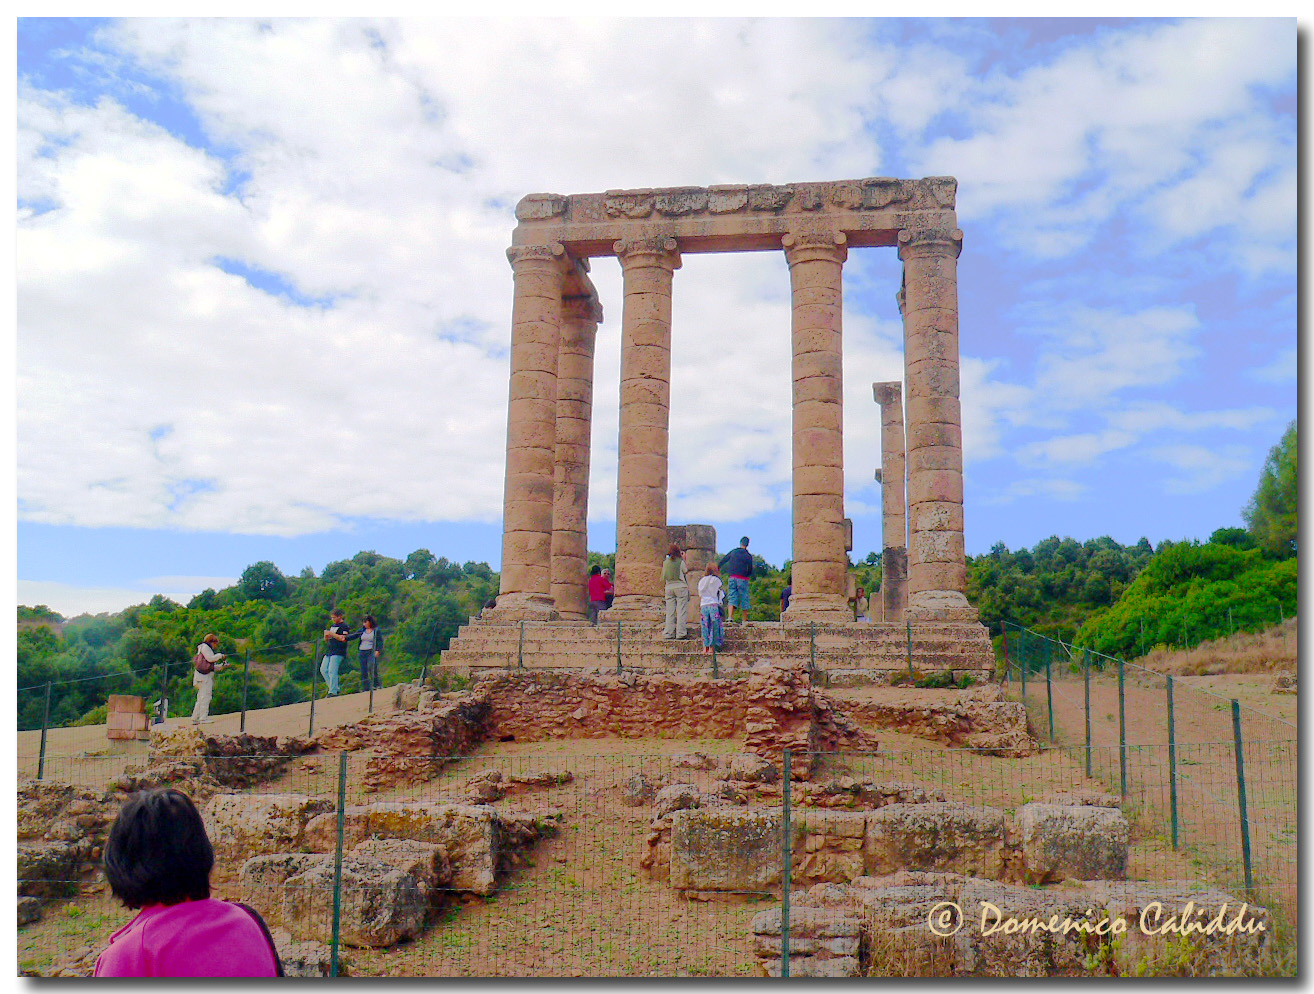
[[439, 619, 994, 681]]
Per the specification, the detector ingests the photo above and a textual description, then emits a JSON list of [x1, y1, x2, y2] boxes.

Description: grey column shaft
[[873, 381, 908, 622], [494, 242, 570, 620], [898, 227, 975, 621], [782, 230, 852, 623], [604, 237, 681, 620], [550, 295, 602, 619]]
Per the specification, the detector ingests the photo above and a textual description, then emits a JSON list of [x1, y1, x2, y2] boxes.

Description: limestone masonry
[[449, 176, 988, 674]]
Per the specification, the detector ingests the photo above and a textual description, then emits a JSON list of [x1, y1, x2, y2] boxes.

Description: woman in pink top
[[95, 788, 280, 977]]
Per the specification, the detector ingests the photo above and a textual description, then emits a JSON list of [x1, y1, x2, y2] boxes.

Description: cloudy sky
[[15, 17, 1298, 617]]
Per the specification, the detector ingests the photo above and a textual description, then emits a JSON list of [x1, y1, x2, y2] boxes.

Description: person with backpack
[[191, 635, 227, 725], [718, 536, 754, 625], [95, 788, 282, 976]]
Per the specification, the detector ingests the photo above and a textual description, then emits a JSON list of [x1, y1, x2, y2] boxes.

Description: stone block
[[282, 856, 426, 948], [864, 803, 1005, 877], [653, 783, 702, 819], [670, 808, 795, 892], [203, 793, 334, 863], [796, 809, 867, 838], [1018, 803, 1128, 883], [304, 802, 501, 896]]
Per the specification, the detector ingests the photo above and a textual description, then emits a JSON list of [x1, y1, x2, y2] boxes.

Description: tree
[[254, 605, 294, 650], [397, 593, 466, 661], [1243, 420, 1296, 558], [239, 561, 288, 601]]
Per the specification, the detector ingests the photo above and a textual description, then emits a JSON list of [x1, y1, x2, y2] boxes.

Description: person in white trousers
[[192, 634, 227, 724]]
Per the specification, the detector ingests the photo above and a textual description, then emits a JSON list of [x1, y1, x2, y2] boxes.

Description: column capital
[[872, 381, 902, 407], [897, 227, 963, 260], [506, 241, 569, 271], [562, 294, 604, 325], [613, 236, 682, 270], [782, 229, 847, 265]]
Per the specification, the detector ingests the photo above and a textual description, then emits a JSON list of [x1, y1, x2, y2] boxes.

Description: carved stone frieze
[[654, 188, 708, 216], [604, 189, 655, 218], [514, 194, 566, 222]]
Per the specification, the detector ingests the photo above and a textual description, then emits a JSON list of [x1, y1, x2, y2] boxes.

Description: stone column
[[872, 381, 908, 622], [781, 230, 852, 623], [549, 293, 603, 620], [490, 242, 570, 621], [602, 236, 681, 621], [897, 227, 975, 621]]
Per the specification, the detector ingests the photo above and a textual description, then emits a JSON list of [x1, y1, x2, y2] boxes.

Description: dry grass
[[1137, 619, 1296, 677]]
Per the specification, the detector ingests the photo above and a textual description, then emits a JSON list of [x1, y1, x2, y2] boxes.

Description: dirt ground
[[1014, 667, 1296, 928], [18, 676, 1293, 976]]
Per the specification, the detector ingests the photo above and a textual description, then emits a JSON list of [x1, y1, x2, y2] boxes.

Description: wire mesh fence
[[1001, 621, 1296, 931], [18, 741, 1293, 977]]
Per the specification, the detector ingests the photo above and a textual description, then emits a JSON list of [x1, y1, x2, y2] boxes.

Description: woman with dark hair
[[95, 789, 280, 977], [349, 615, 382, 691], [661, 544, 690, 640]]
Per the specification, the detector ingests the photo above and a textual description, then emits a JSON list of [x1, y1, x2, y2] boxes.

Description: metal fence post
[[712, 640, 719, 680], [905, 619, 913, 679], [1139, 617, 1145, 658], [1166, 675, 1178, 849], [330, 751, 347, 977], [1083, 648, 1091, 777], [1020, 629, 1027, 699], [616, 620, 622, 675], [1228, 608, 1234, 637], [160, 661, 170, 721], [309, 648, 319, 737], [1044, 640, 1054, 741], [1231, 700, 1253, 897], [517, 620, 525, 670], [781, 748, 791, 979], [1117, 657, 1127, 797], [240, 650, 250, 733], [37, 682, 52, 780]]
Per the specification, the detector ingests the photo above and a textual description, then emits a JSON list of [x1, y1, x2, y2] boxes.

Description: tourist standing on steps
[[780, 575, 792, 617], [586, 566, 610, 625], [698, 562, 725, 654], [853, 586, 870, 623], [191, 635, 227, 724], [321, 609, 349, 696], [348, 615, 382, 691], [95, 788, 281, 977], [601, 568, 615, 609], [718, 536, 754, 625], [661, 544, 690, 640]]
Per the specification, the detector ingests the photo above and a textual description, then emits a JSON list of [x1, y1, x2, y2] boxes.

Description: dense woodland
[[17, 422, 1295, 730]]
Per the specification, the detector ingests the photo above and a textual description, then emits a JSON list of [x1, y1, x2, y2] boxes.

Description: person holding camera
[[191, 634, 227, 724]]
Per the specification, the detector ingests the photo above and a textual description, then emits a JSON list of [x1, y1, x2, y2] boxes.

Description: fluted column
[[549, 294, 603, 620], [602, 236, 681, 621], [872, 381, 908, 622], [490, 242, 570, 621], [898, 227, 975, 621], [781, 230, 852, 623]]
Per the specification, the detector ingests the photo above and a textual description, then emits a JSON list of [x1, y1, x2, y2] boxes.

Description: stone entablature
[[513, 178, 957, 255]]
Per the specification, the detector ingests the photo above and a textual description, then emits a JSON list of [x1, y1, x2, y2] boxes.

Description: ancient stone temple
[[443, 177, 992, 679]]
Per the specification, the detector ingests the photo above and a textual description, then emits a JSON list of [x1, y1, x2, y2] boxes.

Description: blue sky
[[15, 17, 1299, 616]]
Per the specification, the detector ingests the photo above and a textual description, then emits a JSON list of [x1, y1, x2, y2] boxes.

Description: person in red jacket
[[586, 565, 612, 625]]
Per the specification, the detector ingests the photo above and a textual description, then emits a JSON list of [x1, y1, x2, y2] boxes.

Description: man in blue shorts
[[718, 536, 754, 625]]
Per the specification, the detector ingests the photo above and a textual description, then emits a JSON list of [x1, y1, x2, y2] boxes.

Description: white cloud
[[978, 478, 1086, 505], [1106, 403, 1280, 434], [17, 578, 234, 617], [1246, 348, 1296, 384], [1020, 430, 1136, 467], [1149, 444, 1253, 495]]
